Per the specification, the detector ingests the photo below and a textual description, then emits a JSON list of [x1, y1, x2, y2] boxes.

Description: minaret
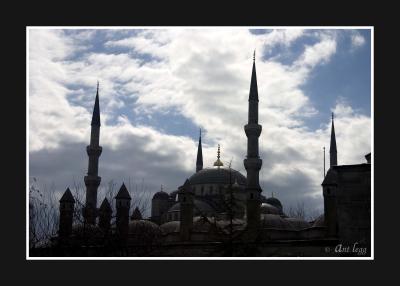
[[84, 82, 103, 225], [196, 129, 203, 172], [244, 51, 262, 229], [329, 112, 338, 167]]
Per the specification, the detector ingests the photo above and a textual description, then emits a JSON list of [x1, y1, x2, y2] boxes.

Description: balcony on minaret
[[84, 175, 101, 187], [86, 145, 103, 156], [244, 123, 262, 137]]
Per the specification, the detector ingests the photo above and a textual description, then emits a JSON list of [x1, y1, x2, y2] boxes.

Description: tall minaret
[[329, 112, 337, 167], [196, 129, 203, 172], [244, 51, 262, 229], [84, 82, 102, 225]]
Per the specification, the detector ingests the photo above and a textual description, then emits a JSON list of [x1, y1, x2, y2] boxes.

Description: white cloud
[[351, 32, 366, 49], [294, 37, 337, 69], [28, 28, 371, 216]]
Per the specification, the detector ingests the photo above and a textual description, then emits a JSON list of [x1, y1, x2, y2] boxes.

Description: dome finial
[[253, 49, 256, 62], [213, 144, 223, 168]]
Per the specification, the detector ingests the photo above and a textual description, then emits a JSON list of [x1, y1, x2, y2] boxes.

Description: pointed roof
[[60, 188, 75, 203], [91, 82, 101, 126], [115, 183, 131, 200], [330, 112, 337, 153], [99, 198, 112, 212], [249, 51, 259, 101], [131, 207, 143, 220], [196, 129, 203, 172]]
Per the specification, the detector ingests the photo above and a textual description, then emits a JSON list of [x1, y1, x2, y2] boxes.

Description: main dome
[[188, 167, 247, 185]]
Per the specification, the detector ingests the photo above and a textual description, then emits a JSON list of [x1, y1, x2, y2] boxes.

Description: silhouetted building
[[48, 55, 371, 257]]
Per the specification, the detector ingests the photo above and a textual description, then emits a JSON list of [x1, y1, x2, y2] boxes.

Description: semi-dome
[[152, 191, 169, 200], [260, 203, 280, 215], [264, 197, 283, 210], [189, 167, 247, 186]]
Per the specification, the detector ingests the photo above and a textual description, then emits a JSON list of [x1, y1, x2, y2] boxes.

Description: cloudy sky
[[28, 28, 372, 217]]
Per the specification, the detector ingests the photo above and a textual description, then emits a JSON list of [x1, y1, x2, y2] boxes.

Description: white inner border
[[26, 26, 374, 260]]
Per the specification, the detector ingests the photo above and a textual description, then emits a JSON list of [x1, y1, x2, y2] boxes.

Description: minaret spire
[[91, 81, 101, 127], [84, 83, 103, 225], [329, 112, 337, 167], [244, 54, 263, 230], [249, 51, 259, 104], [196, 128, 203, 172]]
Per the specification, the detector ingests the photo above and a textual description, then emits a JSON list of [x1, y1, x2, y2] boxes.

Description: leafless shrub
[[29, 180, 59, 248]]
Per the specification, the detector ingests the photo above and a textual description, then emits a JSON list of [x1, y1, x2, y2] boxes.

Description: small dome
[[260, 203, 280, 215], [188, 167, 247, 186], [264, 197, 283, 210], [152, 191, 169, 200]]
